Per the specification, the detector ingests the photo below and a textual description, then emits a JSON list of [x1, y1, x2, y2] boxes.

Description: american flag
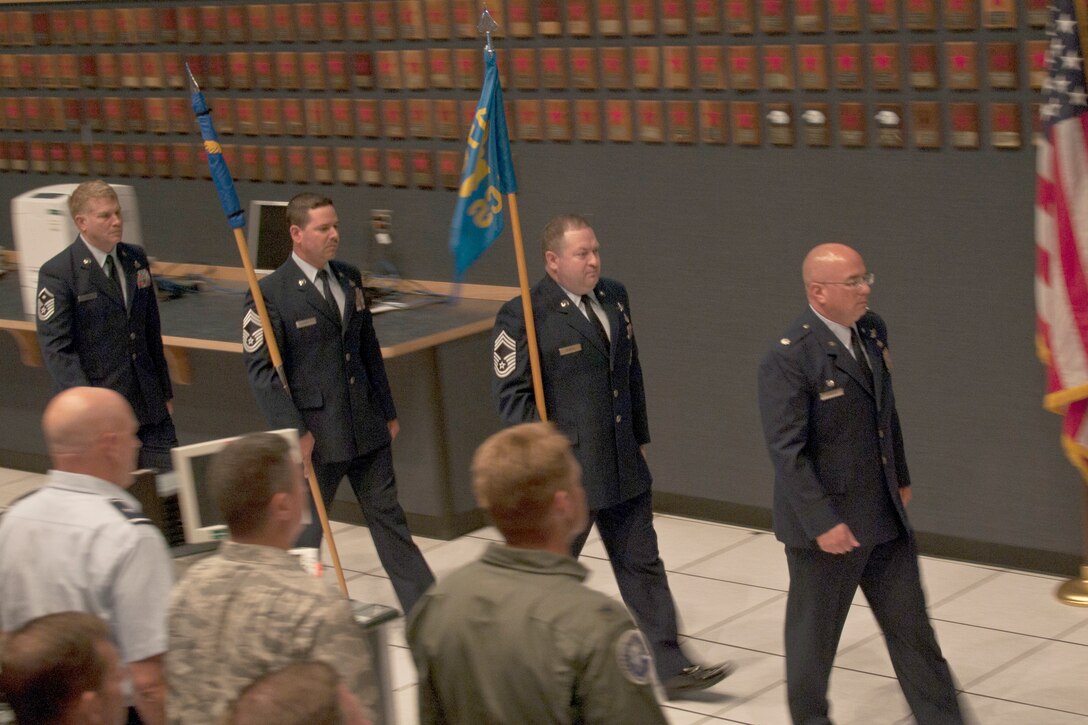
[[1036, 0, 1088, 478]]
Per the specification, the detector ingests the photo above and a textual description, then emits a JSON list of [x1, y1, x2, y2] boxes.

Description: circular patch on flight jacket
[[615, 629, 653, 685], [493, 329, 517, 379], [242, 308, 265, 353], [37, 288, 55, 321]]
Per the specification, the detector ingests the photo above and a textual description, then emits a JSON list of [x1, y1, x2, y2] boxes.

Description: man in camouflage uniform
[[166, 433, 376, 725], [407, 422, 668, 724]]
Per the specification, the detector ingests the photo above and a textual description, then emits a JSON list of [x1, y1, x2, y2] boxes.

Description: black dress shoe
[[663, 661, 737, 699]]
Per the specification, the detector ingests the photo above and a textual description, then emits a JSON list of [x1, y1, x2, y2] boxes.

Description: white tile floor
[[3, 468, 1087, 724]]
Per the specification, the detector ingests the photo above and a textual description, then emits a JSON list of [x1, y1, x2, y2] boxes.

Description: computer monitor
[[246, 200, 291, 274], [170, 428, 300, 544]]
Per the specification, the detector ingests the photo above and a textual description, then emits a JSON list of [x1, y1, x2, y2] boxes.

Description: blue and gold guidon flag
[[450, 50, 517, 280], [187, 66, 246, 230]]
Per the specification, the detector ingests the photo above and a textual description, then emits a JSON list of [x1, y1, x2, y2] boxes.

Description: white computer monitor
[[246, 200, 291, 274], [170, 428, 300, 544]]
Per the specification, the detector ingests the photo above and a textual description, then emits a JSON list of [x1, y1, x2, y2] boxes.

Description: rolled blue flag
[[187, 65, 246, 230]]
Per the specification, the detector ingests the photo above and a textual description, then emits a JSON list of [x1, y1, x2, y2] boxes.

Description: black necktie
[[104, 254, 125, 308], [316, 269, 340, 322], [581, 294, 609, 350], [850, 326, 873, 387]]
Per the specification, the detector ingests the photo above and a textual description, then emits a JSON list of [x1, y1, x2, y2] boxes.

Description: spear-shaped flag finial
[[477, 5, 498, 52]]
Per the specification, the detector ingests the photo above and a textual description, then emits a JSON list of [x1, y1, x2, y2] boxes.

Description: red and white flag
[[1036, 0, 1088, 479]]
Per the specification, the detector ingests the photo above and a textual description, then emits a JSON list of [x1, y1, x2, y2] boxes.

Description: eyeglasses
[[815, 272, 875, 289]]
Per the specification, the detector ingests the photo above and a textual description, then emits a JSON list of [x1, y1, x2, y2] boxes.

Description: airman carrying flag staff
[[449, 7, 547, 422], [185, 65, 351, 598], [455, 8, 734, 700]]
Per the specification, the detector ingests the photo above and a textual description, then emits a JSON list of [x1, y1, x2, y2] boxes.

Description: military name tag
[[559, 343, 582, 356], [819, 387, 845, 400], [78, 291, 98, 302]]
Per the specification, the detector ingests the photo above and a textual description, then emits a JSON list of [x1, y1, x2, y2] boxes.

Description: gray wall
[[0, 139, 1081, 571]]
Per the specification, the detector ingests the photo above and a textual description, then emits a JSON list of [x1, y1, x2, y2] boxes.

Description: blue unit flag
[[449, 50, 518, 279]]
